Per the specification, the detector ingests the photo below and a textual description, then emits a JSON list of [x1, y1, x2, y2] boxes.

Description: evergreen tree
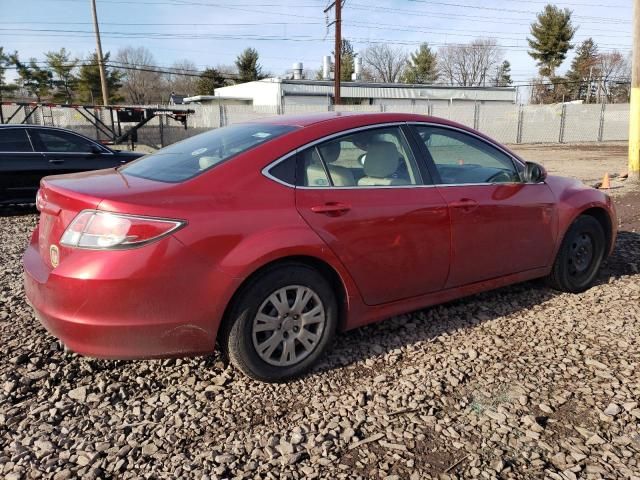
[[492, 60, 513, 86], [315, 39, 356, 81], [528, 4, 576, 77], [11, 54, 53, 101], [45, 48, 78, 103], [77, 52, 123, 104], [334, 39, 355, 81], [0, 47, 15, 102], [235, 48, 263, 83], [196, 68, 226, 95], [402, 43, 438, 84], [566, 38, 598, 101]]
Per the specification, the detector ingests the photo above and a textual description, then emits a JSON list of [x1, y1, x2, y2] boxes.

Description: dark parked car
[[0, 125, 144, 205]]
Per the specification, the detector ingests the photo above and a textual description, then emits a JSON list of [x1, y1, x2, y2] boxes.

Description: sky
[[1, 0, 633, 94]]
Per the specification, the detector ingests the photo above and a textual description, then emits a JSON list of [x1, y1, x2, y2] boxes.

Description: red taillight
[[60, 210, 185, 249], [35, 189, 45, 212]]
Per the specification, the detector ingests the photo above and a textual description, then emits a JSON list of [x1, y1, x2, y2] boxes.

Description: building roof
[[214, 78, 516, 103], [183, 95, 253, 103], [276, 78, 515, 92]]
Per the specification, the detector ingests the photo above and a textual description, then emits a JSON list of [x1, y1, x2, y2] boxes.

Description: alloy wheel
[[252, 285, 326, 366]]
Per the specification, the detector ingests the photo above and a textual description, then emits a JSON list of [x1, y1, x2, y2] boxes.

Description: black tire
[[547, 215, 606, 293], [222, 263, 338, 382]]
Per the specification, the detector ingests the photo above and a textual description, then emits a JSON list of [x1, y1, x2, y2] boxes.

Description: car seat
[[357, 141, 410, 186], [305, 142, 356, 187]]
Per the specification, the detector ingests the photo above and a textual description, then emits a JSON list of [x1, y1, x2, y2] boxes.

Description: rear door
[[410, 123, 556, 288], [30, 128, 118, 174], [0, 127, 46, 203], [292, 125, 451, 306]]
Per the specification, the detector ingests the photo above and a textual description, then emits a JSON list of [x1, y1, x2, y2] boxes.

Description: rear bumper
[[23, 229, 236, 359]]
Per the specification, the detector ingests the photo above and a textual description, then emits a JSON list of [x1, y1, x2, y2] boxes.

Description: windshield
[[121, 123, 297, 182]]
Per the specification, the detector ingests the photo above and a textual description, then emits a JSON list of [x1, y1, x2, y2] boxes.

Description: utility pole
[[334, 0, 341, 105], [324, 1, 342, 105], [630, 0, 640, 181], [91, 0, 109, 105]]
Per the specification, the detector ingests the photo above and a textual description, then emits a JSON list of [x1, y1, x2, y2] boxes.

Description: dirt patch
[[509, 141, 634, 195], [616, 190, 640, 232]]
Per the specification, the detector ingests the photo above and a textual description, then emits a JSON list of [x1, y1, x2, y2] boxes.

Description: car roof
[[249, 111, 464, 129]]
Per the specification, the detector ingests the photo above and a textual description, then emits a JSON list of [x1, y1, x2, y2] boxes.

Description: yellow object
[[601, 173, 611, 189], [629, 87, 640, 182]]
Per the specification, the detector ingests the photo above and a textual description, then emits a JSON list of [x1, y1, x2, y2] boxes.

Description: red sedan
[[24, 113, 616, 381]]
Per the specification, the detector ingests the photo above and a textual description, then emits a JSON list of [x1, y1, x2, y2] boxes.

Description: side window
[[0, 129, 33, 152], [300, 126, 422, 187], [35, 130, 97, 153], [414, 125, 521, 185]]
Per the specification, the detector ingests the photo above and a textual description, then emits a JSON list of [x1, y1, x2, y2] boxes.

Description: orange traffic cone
[[600, 173, 611, 189]]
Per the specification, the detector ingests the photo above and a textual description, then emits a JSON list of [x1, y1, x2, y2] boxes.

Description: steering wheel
[[486, 171, 514, 184]]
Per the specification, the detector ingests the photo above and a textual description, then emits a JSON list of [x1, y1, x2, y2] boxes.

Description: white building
[[212, 78, 517, 110]]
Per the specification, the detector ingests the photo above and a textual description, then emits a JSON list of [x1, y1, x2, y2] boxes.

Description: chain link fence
[[1, 102, 630, 148]]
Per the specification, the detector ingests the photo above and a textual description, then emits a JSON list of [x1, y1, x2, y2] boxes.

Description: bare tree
[[164, 59, 199, 96], [361, 44, 408, 83], [115, 46, 164, 104], [598, 51, 630, 102], [438, 39, 503, 87]]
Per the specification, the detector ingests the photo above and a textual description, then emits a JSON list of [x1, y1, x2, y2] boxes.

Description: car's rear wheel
[[223, 264, 337, 382], [547, 215, 605, 293]]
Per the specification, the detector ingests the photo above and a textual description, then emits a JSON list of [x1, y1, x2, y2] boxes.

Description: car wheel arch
[[562, 205, 614, 256], [217, 255, 350, 348]]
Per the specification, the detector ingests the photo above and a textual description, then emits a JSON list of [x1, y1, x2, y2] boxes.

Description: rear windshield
[[121, 123, 296, 182]]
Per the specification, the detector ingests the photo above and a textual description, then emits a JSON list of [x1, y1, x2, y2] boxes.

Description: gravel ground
[[1, 192, 640, 479]]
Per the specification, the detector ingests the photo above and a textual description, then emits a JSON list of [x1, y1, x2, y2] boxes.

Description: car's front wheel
[[547, 215, 606, 293], [222, 263, 338, 382]]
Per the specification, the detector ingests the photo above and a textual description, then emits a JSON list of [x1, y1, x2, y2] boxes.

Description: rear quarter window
[[121, 123, 296, 183]]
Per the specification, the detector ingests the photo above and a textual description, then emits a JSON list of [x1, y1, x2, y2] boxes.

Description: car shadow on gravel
[[315, 230, 640, 376]]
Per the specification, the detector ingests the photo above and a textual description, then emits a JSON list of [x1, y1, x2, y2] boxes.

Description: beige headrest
[[318, 141, 341, 163], [363, 142, 400, 178], [199, 156, 220, 170]]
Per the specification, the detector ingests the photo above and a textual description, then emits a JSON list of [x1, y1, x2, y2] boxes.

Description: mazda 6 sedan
[[23, 113, 616, 381]]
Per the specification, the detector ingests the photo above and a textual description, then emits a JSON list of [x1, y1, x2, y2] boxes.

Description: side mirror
[[90, 145, 104, 154], [525, 161, 547, 183]]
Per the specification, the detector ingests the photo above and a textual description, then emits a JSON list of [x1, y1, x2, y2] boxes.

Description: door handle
[[48, 159, 65, 164], [310, 202, 351, 216], [450, 198, 479, 213]]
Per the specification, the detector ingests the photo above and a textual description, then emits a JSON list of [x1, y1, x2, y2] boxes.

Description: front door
[[411, 124, 556, 288], [294, 125, 451, 306]]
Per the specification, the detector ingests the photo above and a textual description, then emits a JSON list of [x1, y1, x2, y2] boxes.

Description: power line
[[346, 2, 630, 25], [459, 0, 628, 7], [2, 18, 632, 39], [34, 0, 632, 24], [407, 0, 629, 20], [4, 60, 631, 88], [0, 28, 631, 52]]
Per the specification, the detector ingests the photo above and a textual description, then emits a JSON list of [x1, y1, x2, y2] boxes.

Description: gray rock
[[604, 403, 621, 416], [142, 444, 158, 456], [67, 386, 87, 402]]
